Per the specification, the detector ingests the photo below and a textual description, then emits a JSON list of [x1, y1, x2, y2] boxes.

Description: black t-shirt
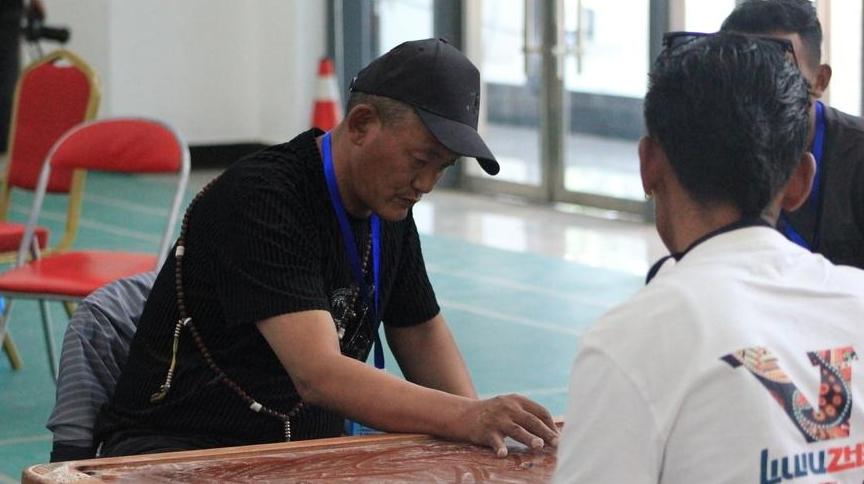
[[96, 129, 440, 447]]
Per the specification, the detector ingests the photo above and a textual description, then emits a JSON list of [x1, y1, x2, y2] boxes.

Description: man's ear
[[345, 104, 380, 145], [639, 136, 664, 196], [781, 152, 816, 211], [810, 64, 832, 97]]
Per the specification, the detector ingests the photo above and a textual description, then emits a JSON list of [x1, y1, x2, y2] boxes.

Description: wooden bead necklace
[[150, 177, 304, 442]]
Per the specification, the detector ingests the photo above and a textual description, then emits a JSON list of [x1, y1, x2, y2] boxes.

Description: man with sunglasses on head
[[722, 0, 864, 269], [553, 32, 864, 483]]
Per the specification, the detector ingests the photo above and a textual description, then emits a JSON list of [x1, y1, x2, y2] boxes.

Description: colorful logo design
[[722, 346, 857, 443]]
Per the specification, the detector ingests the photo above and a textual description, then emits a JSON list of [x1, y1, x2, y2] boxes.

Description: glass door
[[464, 0, 654, 214], [555, 0, 650, 214], [461, 0, 557, 201], [343, 0, 864, 218], [554, 0, 739, 215]]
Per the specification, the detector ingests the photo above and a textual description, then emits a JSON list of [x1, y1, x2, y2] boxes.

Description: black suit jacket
[[786, 104, 864, 269]]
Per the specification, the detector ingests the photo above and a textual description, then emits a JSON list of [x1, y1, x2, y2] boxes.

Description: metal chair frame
[[0, 117, 189, 380], [0, 49, 100, 368]]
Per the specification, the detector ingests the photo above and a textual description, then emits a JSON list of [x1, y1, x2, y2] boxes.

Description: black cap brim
[[415, 108, 500, 176]]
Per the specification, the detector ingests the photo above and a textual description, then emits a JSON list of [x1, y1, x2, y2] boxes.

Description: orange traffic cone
[[311, 58, 343, 131]]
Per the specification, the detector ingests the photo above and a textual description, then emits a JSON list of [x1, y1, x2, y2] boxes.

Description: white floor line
[[439, 299, 586, 336], [84, 193, 172, 217], [75, 218, 163, 244], [0, 434, 51, 446], [11, 206, 163, 244], [428, 265, 622, 309]]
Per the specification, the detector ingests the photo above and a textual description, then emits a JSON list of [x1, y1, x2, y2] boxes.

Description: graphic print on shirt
[[329, 284, 373, 359], [721, 346, 856, 443]]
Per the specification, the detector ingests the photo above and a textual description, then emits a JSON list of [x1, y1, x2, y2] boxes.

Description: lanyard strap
[[811, 100, 826, 201], [321, 132, 385, 369], [779, 100, 826, 250], [645, 217, 771, 284]]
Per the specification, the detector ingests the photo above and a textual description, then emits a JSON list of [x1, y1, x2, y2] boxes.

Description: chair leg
[[3, 332, 22, 369], [38, 299, 58, 382], [0, 297, 22, 369]]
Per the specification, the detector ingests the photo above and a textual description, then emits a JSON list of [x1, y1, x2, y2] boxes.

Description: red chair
[[0, 49, 100, 368], [0, 117, 190, 380]]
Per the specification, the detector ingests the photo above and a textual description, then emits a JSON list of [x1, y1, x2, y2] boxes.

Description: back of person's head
[[644, 33, 810, 218], [721, 0, 822, 69]]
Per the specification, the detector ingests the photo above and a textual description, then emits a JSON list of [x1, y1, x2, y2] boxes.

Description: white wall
[[40, 0, 326, 145], [255, 0, 327, 143], [37, 0, 111, 114]]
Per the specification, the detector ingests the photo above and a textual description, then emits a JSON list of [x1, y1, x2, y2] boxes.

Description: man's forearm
[[386, 315, 477, 398], [257, 310, 558, 455], [299, 353, 474, 438]]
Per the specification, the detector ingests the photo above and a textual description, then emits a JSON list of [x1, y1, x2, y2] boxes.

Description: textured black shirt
[[96, 129, 440, 448]]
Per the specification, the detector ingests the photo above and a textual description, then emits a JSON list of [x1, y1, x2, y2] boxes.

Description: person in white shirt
[[553, 32, 864, 484]]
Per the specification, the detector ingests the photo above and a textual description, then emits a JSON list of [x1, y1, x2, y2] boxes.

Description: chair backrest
[[0, 49, 100, 252], [18, 117, 190, 268]]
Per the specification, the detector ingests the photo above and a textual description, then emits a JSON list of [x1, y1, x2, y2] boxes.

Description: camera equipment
[[21, 4, 70, 44]]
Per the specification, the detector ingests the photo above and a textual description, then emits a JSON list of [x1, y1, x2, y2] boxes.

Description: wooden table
[[23, 432, 558, 483]]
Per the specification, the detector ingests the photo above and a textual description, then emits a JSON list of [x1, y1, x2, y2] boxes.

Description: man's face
[[353, 112, 457, 222]]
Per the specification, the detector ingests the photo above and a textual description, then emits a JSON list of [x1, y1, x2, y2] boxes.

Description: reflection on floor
[[0, 169, 666, 481], [414, 188, 665, 276]]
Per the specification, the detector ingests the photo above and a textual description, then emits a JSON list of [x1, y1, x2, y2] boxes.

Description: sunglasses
[[661, 31, 799, 68]]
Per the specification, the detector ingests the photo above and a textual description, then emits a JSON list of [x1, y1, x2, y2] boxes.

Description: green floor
[[0, 172, 641, 482]]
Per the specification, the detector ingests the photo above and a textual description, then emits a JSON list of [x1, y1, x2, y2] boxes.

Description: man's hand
[[457, 394, 559, 457], [258, 311, 558, 456]]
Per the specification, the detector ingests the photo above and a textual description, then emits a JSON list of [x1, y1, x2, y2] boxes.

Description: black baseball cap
[[349, 38, 500, 176]]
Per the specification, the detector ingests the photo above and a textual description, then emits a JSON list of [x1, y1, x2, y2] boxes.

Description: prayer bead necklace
[[151, 177, 307, 441]]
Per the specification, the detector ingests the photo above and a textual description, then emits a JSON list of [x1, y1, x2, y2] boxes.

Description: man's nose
[[412, 167, 442, 194]]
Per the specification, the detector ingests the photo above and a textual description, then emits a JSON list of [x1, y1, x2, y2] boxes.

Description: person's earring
[[644, 190, 654, 201]]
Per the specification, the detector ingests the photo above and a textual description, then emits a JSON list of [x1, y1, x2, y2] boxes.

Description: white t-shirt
[[554, 227, 864, 484]]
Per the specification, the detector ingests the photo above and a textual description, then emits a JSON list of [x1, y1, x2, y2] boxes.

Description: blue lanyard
[[321, 132, 385, 369], [810, 101, 826, 202], [780, 100, 826, 250]]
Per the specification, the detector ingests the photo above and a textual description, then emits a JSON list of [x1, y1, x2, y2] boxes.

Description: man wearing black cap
[[94, 38, 558, 459]]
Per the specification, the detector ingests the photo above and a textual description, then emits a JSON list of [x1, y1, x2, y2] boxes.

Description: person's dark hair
[[721, 0, 822, 68], [644, 34, 810, 217], [346, 92, 413, 128]]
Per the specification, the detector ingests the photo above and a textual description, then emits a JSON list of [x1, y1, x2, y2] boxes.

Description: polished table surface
[[23, 431, 559, 483]]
